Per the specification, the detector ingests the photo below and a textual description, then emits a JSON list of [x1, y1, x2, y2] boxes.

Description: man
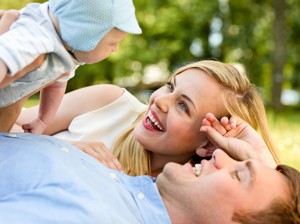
[[0, 132, 299, 224]]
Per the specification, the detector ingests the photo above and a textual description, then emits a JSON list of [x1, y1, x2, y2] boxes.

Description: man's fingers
[[196, 147, 214, 158], [200, 126, 228, 151], [0, 10, 5, 18], [0, 9, 19, 35], [202, 117, 227, 136]]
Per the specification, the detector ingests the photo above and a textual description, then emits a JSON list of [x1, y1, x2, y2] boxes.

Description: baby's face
[[73, 28, 127, 64]]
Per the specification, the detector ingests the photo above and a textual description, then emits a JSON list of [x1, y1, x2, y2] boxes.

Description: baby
[[0, 0, 141, 133]]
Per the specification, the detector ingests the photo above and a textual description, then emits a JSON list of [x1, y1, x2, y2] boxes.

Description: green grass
[[267, 110, 300, 171], [24, 94, 39, 108], [25, 96, 300, 170]]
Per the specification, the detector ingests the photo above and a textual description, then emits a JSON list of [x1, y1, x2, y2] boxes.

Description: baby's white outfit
[[0, 3, 80, 108]]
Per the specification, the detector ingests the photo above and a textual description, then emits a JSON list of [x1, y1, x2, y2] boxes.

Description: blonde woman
[[14, 60, 279, 176]]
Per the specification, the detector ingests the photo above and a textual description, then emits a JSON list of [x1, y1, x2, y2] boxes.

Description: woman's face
[[134, 68, 226, 160]]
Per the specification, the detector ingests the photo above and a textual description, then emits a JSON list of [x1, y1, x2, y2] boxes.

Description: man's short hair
[[232, 165, 300, 224]]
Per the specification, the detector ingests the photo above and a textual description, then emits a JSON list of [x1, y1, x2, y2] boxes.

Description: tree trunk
[[271, 0, 287, 111]]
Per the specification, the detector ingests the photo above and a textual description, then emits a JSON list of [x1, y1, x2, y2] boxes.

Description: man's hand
[[0, 9, 19, 34], [198, 113, 276, 167], [0, 9, 46, 88]]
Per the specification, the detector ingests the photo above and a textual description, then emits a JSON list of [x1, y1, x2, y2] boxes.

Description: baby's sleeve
[[0, 17, 55, 76]]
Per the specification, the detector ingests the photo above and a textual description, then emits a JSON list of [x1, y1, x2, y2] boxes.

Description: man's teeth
[[148, 112, 164, 131], [192, 164, 202, 176]]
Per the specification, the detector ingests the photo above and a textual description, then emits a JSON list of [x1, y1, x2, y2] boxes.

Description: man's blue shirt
[[0, 133, 171, 223]]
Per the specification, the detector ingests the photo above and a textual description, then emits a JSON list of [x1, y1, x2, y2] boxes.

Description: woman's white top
[[53, 89, 147, 150]]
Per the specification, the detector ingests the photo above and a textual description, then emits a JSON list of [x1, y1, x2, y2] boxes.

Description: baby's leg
[[0, 60, 8, 85], [0, 9, 19, 86], [0, 97, 27, 132], [0, 55, 45, 89]]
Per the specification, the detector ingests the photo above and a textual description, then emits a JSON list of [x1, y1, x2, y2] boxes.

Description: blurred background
[[1, 0, 299, 170]]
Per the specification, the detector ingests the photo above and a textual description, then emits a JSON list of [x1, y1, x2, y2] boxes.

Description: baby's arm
[[198, 113, 276, 167], [22, 81, 67, 134], [14, 84, 124, 135]]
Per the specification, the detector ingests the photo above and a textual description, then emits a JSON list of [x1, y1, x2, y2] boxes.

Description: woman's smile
[[143, 110, 165, 132]]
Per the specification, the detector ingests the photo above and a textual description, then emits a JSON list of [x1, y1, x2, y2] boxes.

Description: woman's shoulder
[[76, 84, 124, 106], [84, 84, 146, 111], [86, 84, 124, 97]]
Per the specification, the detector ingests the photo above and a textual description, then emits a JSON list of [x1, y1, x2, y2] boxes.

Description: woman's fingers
[[71, 141, 123, 172], [95, 144, 123, 172]]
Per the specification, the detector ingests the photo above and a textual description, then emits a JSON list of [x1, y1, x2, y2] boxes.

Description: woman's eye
[[179, 102, 189, 112], [166, 81, 189, 113], [166, 82, 174, 92]]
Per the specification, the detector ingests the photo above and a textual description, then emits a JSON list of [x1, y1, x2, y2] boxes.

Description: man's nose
[[212, 149, 236, 169]]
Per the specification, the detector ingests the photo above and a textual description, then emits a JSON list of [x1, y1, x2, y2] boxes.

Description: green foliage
[[2, 0, 300, 105], [72, 0, 300, 109], [268, 109, 300, 170], [0, 0, 43, 9], [2, 0, 299, 170]]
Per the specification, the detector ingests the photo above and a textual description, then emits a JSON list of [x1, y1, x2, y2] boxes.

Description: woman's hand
[[198, 113, 276, 167], [69, 141, 124, 172]]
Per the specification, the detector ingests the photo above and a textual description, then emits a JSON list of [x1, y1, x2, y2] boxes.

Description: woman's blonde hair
[[112, 60, 279, 176]]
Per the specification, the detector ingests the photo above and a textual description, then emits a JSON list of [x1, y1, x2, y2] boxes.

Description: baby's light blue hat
[[49, 0, 142, 52]]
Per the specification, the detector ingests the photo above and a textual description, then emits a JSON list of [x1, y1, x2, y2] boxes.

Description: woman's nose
[[153, 94, 172, 113]]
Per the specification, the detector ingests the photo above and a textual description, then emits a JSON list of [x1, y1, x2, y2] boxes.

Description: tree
[[271, 0, 287, 111], [1, 0, 300, 111]]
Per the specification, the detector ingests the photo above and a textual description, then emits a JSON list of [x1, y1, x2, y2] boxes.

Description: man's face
[[157, 149, 291, 224]]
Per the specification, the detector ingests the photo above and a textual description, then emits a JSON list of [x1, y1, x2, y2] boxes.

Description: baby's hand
[[70, 141, 123, 172], [22, 118, 47, 134]]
